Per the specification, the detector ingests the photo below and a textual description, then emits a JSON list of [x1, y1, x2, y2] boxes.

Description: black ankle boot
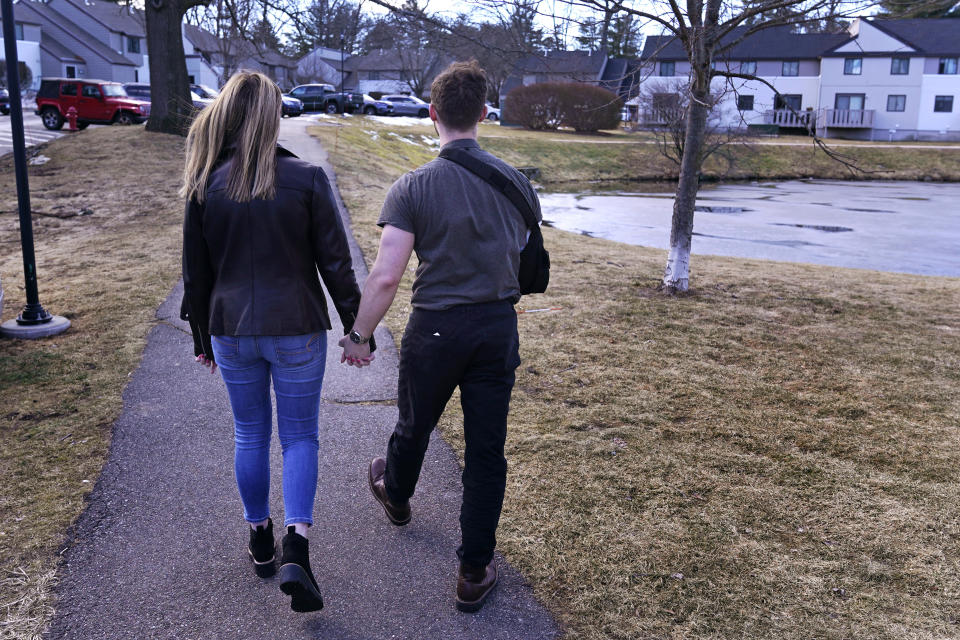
[[248, 519, 276, 578], [278, 526, 323, 612]]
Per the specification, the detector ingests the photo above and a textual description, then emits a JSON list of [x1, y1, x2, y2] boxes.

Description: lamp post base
[[0, 315, 71, 339]]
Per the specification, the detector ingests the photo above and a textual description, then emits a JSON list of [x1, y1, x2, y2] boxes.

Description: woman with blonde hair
[[180, 70, 372, 612]]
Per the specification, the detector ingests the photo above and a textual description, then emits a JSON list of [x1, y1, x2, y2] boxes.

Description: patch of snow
[[366, 115, 430, 127], [386, 132, 424, 147], [28, 154, 51, 165], [420, 135, 439, 147]]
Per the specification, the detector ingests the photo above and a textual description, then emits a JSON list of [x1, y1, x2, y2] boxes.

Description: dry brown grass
[[0, 126, 185, 639], [312, 118, 960, 639]]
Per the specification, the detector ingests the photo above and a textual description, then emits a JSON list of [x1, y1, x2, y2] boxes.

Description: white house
[[638, 18, 960, 141]]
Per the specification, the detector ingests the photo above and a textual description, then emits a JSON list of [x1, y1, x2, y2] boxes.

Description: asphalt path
[[44, 116, 560, 639], [0, 111, 66, 157]]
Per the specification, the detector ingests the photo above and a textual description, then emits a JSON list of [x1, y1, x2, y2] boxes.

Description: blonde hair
[[181, 71, 282, 203]]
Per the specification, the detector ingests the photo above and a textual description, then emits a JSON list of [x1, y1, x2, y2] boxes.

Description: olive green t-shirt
[[377, 138, 542, 310]]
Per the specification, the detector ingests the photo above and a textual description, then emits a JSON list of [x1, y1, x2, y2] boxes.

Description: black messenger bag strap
[[438, 147, 538, 230]]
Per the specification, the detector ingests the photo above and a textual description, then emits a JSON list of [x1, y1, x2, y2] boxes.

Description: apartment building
[[0, 0, 293, 91], [639, 18, 960, 141]]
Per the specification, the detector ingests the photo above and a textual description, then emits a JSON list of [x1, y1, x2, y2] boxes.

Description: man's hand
[[339, 334, 375, 368], [196, 354, 217, 374]]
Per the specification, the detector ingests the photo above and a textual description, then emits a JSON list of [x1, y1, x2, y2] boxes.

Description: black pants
[[384, 300, 521, 568]]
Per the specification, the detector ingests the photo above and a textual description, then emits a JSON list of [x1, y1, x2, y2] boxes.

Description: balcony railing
[[820, 108, 874, 128], [638, 108, 684, 125], [763, 109, 815, 128]]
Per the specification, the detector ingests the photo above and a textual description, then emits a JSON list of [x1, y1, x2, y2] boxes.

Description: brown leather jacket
[[180, 147, 368, 362]]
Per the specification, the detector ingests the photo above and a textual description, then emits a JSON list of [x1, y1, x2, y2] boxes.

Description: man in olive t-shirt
[[339, 61, 541, 613]]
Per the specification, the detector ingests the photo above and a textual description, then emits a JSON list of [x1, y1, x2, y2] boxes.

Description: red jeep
[[35, 78, 150, 130]]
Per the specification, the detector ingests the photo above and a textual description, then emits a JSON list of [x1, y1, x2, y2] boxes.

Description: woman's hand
[[196, 354, 218, 374], [338, 335, 375, 368]]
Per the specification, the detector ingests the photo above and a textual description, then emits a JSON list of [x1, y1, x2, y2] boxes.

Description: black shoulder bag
[[439, 147, 550, 295]]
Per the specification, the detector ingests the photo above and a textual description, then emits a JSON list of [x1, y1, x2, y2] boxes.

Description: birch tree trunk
[[662, 18, 715, 293], [145, 0, 204, 135]]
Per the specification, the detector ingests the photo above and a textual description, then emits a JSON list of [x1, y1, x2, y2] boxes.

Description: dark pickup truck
[[287, 84, 363, 114]]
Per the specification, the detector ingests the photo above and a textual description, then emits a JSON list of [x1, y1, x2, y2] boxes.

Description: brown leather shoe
[[455, 560, 498, 613], [368, 457, 411, 526]]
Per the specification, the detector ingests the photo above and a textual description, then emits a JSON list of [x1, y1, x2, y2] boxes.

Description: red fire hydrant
[[66, 106, 78, 132]]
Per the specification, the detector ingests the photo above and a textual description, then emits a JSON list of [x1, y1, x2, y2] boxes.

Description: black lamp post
[[0, 0, 70, 339], [339, 35, 345, 117]]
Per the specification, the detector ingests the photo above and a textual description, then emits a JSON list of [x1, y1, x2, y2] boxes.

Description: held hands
[[196, 354, 217, 374], [339, 335, 375, 368]]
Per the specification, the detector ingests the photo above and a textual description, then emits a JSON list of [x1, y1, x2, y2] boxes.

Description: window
[[134, 69, 139, 82], [81, 85, 100, 98], [127, 36, 140, 54], [843, 58, 862, 75], [61, 82, 77, 96], [835, 93, 865, 110], [939, 58, 958, 74], [886, 95, 906, 112], [66, 65, 76, 79], [781, 60, 799, 76], [14, 22, 24, 40], [368, 70, 380, 80], [659, 61, 675, 77], [890, 57, 909, 75], [774, 94, 802, 111], [934, 95, 954, 112], [740, 61, 757, 75], [187, 75, 195, 84], [737, 95, 754, 111]]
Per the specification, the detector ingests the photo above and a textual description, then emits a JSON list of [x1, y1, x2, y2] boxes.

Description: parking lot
[[0, 110, 66, 157]]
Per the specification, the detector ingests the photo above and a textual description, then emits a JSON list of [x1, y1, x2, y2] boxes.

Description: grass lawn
[[0, 127, 186, 639], [337, 116, 960, 186], [311, 117, 960, 639]]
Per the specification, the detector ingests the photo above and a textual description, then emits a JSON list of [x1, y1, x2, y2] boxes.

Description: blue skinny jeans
[[210, 332, 327, 527]]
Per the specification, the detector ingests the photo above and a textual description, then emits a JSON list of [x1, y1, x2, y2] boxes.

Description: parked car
[[123, 83, 211, 110], [191, 84, 219, 100], [381, 94, 429, 118], [36, 78, 149, 130], [0, 89, 9, 115], [281, 93, 303, 117], [287, 84, 363, 114], [484, 103, 501, 121], [361, 94, 393, 116]]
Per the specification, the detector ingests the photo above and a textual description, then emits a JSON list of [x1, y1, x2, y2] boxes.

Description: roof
[[600, 58, 645, 99], [514, 50, 608, 76], [19, 0, 135, 66], [40, 31, 85, 62], [859, 18, 960, 56], [183, 24, 295, 68], [343, 50, 404, 72], [61, 0, 145, 37], [642, 25, 847, 61], [183, 23, 224, 54]]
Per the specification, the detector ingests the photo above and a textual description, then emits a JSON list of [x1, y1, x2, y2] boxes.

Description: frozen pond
[[539, 180, 960, 276]]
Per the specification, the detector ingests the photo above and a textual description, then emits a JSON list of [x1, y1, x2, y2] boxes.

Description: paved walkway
[[44, 118, 560, 640]]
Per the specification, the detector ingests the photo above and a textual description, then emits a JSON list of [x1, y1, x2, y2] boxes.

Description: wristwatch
[[349, 329, 370, 345]]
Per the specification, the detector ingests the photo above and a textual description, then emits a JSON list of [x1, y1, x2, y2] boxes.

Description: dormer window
[[781, 61, 799, 76], [127, 36, 141, 54], [939, 58, 958, 74], [659, 61, 675, 77], [741, 61, 757, 75], [843, 58, 862, 75]]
